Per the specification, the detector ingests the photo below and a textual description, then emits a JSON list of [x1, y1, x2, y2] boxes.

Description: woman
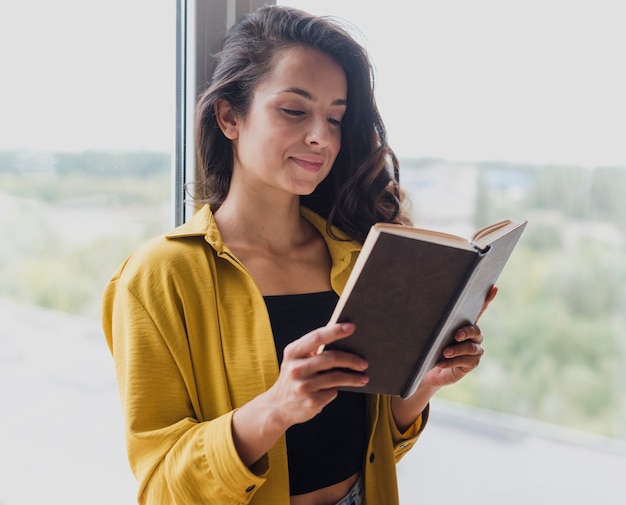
[[102, 6, 495, 505]]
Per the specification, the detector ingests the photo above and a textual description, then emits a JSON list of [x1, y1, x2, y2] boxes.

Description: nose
[[305, 116, 330, 148]]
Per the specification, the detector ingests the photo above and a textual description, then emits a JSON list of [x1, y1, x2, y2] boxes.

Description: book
[[325, 218, 527, 399]]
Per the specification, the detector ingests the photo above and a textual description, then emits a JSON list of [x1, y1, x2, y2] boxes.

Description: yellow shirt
[[102, 204, 427, 505]]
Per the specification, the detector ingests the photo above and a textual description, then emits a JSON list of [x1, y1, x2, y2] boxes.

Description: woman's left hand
[[392, 286, 498, 431], [420, 286, 498, 389]]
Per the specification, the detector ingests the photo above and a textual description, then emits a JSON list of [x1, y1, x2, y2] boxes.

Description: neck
[[214, 191, 309, 253]]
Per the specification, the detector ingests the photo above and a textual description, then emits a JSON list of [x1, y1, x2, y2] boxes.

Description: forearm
[[232, 390, 289, 468], [391, 383, 440, 433]]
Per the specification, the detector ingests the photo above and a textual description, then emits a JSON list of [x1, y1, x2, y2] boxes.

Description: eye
[[328, 117, 343, 127], [281, 108, 304, 117]]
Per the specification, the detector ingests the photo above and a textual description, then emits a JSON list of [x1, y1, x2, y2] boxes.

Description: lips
[[291, 155, 325, 173]]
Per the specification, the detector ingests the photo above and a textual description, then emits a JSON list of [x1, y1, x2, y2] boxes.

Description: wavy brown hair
[[194, 5, 411, 242]]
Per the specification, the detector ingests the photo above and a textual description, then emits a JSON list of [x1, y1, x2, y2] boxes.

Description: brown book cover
[[325, 219, 527, 398]]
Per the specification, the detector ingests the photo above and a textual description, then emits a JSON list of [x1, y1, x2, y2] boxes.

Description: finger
[[443, 340, 484, 359], [438, 351, 483, 370], [454, 324, 483, 343], [477, 285, 498, 321], [306, 367, 370, 391], [284, 323, 355, 360], [486, 285, 498, 304], [285, 348, 368, 381], [316, 348, 369, 373]]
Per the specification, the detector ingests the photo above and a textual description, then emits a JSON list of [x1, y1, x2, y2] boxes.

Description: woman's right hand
[[268, 323, 369, 427], [232, 323, 369, 467]]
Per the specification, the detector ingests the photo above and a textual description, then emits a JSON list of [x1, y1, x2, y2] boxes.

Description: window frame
[[174, 0, 274, 226]]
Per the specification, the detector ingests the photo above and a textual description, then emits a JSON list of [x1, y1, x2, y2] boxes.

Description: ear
[[214, 99, 239, 140]]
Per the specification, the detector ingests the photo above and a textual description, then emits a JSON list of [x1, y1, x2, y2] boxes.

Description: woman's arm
[[105, 275, 370, 502], [104, 280, 269, 504]]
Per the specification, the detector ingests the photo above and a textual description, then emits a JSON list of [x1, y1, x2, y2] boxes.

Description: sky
[[1, 0, 624, 167], [0, 0, 176, 154]]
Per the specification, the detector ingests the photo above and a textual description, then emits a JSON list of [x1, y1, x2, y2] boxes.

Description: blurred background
[[1, 1, 624, 503]]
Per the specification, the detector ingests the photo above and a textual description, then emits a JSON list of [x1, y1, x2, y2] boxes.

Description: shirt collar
[[165, 204, 362, 290], [165, 203, 224, 248]]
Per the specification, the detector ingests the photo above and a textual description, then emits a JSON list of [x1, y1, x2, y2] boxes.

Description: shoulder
[[101, 208, 226, 343], [300, 206, 364, 292], [104, 237, 211, 314], [300, 206, 361, 253], [110, 205, 220, 293], [124, 233, 208, 276]]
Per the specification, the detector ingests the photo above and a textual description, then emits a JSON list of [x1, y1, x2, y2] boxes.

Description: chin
[[291, 181, 320, 196]]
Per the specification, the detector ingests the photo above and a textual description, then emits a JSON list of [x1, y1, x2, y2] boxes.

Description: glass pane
[[281, 0, 626, 502], [0, 1, 174, 503]]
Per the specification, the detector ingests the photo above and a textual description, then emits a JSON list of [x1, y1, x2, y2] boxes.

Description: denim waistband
[[334, 474, 364, 505]]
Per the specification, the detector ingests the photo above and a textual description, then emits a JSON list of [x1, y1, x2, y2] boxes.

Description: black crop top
[[263, 291, 367, 495]]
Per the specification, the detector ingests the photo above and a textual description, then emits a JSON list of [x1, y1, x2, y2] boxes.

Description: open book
[[325, 218, 527, 398]]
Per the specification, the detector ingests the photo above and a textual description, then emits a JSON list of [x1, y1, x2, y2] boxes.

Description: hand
[[420, 285, 498, 389], [232, 323, 369, 467], [266, 323, 369, 428]]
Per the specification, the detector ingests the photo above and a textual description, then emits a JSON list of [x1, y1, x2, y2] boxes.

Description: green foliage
[[521, 220, 562, 250], [0, 152, 171, 316], [0, 149, 170, 177], [525, 165, 594, 218], [542, 242, 626, 318], [589, 167, 626, 227], [0, 170, 170, 204], [0, 150, 170, 206], [427, 160, 626, 439], [497, 162, 626, 227], [473, 175, 491, 229], [53, 150, 170, 176], [2, 230, 156, 316], [444, 260, 626, 437]]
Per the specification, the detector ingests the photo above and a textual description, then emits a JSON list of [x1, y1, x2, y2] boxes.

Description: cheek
[[236, 125, 269, 158], [330, 133, 342, 160]]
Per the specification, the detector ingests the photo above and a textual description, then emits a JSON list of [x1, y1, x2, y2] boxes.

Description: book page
[[471, 219, 523, 249], [372, 223, 475, 251]]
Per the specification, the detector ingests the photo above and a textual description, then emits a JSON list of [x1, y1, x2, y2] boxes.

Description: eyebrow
[[281, 87, 347, 107]]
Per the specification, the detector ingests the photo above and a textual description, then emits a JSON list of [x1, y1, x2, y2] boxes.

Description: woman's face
[[227, 45, 347, 199]]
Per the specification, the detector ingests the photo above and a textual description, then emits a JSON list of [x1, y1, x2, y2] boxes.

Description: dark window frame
[[174, 0, 274, 225]]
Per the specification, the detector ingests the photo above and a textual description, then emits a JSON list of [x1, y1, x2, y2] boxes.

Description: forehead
[[257, 45, 347, 98]]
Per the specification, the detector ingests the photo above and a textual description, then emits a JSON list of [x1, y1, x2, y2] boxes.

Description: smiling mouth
[[292, 157, 324, 173]]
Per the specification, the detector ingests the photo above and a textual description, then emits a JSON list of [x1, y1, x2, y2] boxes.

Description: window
[[0, 1, 174, 503], [3, 1, 623, 503]]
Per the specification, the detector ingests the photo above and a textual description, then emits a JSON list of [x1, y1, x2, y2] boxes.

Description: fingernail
[[341, 323, 355, 332]]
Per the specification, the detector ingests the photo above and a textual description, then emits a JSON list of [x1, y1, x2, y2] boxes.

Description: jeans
[[334, 475, 364, 505]]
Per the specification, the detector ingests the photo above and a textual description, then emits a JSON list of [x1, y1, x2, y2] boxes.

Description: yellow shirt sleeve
[[103, 275, 268, 504]]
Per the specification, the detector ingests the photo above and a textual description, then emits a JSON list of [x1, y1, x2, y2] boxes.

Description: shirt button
[[245, 485, 256, 493], [369, 452, 375, 463]]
